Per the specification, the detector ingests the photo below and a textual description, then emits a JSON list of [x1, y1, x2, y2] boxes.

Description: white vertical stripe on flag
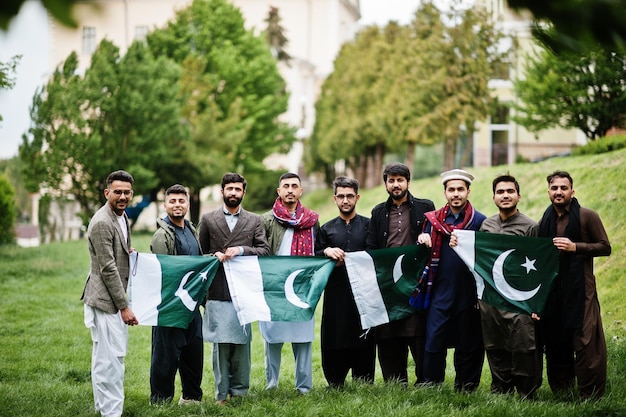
[[128, 252, 163, 326], [452, 230, 484, 298], [344, 251, 389, 329], [224, 256, 271, 324]]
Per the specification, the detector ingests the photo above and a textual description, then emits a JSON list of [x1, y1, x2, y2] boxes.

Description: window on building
[[135, 26, 149, 43], [83, 26, 96, 55], [82, 26, 97, 55], [492, 61, 510, 80], [491, 130, 509, 166], [491, 104, 510, 125]]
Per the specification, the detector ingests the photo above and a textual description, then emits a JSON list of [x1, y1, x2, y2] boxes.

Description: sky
[[359, 0, 423, 26], [0, 0, 427, 160]]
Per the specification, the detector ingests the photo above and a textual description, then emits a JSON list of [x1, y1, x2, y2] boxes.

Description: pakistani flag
[[344, 245, 430, 330], [128, 252, 219, 328], [224, 256, 335, 325], [452, 230, 559, 316]]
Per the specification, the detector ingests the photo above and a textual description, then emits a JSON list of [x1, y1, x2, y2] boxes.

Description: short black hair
[[382, 162, 410, 182], [221, 172, 247, 190], [492, 174, 520, 194], [278, 172, 300, 186], [165, 184, 188, 197], [106, 170, 134, 187], [333, 176, 359, 194], [547, 170, 573, 188]]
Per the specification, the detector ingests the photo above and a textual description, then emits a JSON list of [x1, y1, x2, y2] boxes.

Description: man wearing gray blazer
[[82, 170, 138, 417], [198, 172, 270, 405]]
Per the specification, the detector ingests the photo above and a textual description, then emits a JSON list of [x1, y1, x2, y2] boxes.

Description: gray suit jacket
[[82, 203, 131, 314], [198, 208, 269, 300]]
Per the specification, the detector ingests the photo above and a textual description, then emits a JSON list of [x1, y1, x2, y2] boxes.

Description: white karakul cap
[[441, 169, 474, 185]]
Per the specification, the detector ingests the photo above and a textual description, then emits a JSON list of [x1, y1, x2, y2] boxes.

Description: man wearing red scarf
[[417, 169, 486, 392], [260, 173, 320, 394]]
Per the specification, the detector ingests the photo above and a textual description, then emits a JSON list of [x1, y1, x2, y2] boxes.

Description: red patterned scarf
[[272, 197, 318, 256], [412, 201, 477, 310]]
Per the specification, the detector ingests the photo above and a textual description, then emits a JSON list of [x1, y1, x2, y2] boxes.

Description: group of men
[[81, 164, 611, 417]]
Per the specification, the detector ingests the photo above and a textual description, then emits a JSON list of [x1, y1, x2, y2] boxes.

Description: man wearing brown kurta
[[538, 171, 611, 400]]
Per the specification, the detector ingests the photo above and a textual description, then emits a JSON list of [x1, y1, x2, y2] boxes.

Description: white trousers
[[84, 304, 128, 417]]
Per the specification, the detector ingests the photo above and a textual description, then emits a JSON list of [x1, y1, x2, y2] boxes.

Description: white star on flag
[[200, 271, 208, 281], [520, 256, 537, 274]]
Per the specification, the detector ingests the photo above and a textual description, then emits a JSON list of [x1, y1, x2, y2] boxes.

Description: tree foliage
[[0, 173, 16, 245], [507, 0, 626, 53], [513, 43, 626, 140], [19, 40, 187, 225], [0, 55, 20, 123], [146, 0, 294, 219], [308, 0, 509, 185], [265, 6, 291, 63], [1, 0, 78, 30]]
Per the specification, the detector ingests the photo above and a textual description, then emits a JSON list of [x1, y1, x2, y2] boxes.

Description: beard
[[224, 195, 243, 208], [388, 188, 408, 201], [339, 205, 355, 216]]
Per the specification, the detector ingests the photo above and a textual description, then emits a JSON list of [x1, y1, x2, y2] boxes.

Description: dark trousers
[[322, 345, 376, 387], [150, 312, 204, 403], [377, 335, 424, 385], [486, 348, 542, 398], [543, 325, 607, 399], [423, 348, 484, 392]]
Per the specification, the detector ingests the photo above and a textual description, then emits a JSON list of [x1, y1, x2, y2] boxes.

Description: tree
[[20, 40, 188, 226], [0, 173, 16, 245], [507, 0, 626, 53], [147, 0, 294, 220], [308, 0, 509, 184], [0, 55, 20, 123], [265, 6, 291, 63], [1, 0, 79, 30], [513, 42, 626, 140]]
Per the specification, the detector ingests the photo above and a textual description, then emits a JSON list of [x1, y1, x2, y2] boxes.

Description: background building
[[473, 0, 585, 166]]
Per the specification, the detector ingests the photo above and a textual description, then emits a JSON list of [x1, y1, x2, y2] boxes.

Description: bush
[[0, 174, 17, 245], [572, 134, 626, 155]]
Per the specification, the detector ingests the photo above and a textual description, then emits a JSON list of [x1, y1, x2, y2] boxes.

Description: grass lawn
[[2, 150, 626, 416]]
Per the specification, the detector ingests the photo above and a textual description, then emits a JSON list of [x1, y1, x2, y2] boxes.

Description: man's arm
[[150, 228, 170, 255], [241, 216, 270, 256], [577, 209, 612, 257], [198, 214, 212, 255], [365, 206, 380, 249]]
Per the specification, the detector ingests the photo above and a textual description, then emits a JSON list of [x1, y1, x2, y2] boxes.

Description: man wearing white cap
[[417, 168, 486, 392]]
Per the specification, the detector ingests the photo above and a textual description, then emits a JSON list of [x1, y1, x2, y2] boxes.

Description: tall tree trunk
[[189, 189, 201, 225], [443, 135, 456, 170], [459, 126, 474, 167], [405, 142, 416, 171], [352, 156, 367, 188]]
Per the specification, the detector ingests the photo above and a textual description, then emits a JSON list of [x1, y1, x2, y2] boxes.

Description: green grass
[[2, 149, 626, 416]]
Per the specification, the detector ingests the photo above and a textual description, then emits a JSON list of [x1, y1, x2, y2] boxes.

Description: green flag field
[[2, 150, 626, 416]]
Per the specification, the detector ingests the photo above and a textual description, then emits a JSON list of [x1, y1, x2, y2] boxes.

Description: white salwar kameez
[[84, 304, 127, 417], [258, 228, 315, 393]]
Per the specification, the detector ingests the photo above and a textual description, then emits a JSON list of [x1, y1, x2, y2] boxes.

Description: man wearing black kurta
[[316, 176, 375, 386]]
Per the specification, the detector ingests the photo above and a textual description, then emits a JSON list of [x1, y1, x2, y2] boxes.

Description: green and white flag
[[224, 256, 335, 325], [452, 230, 559, 316], [128, 252, 219, 328], [344, 245, 430, 330]]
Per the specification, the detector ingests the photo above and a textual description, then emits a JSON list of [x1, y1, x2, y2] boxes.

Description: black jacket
[[366, 191, 435, 249]]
